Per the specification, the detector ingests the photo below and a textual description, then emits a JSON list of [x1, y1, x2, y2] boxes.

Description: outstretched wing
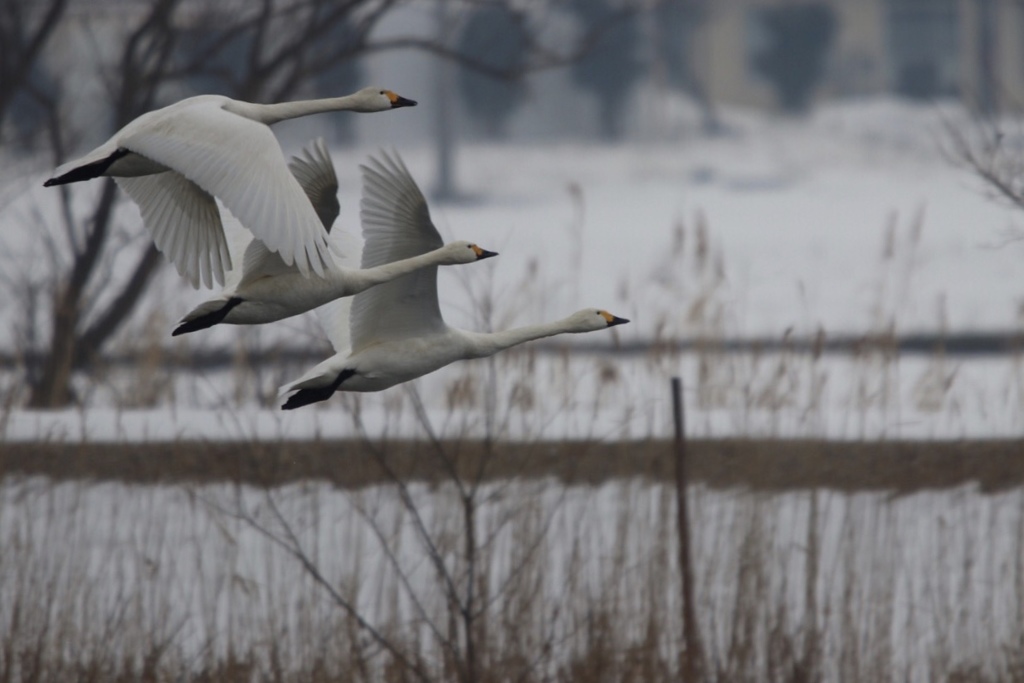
[[311, 227, 362, 353], [348, 151, 446, 351], [287, 137, 340, 233], [115, 173, 228, 289], [120, 99, 332, 278], [236, 138, 345, 287]]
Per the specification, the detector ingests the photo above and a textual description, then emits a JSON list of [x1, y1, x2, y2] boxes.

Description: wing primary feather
[[115, 173, 227, 289], [122, 102, 330, 279], [346, 150, 446, 352]]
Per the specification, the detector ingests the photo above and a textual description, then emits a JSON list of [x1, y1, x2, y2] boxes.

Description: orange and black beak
[[472, 245, 498, 260], [600, 311, 629, 327], [385, 90, 418, 109]]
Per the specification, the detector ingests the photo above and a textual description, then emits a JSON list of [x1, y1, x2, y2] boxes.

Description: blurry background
[[3, 3, 1024, 682]]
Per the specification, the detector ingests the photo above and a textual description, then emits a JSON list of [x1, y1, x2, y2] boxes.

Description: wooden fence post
[[672, 377, 702, 681]]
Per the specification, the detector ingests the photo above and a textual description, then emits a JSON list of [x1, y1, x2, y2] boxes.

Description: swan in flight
[[43, 86, 417, 287], [172, 139, 497, 335], [279, 151, 629, 410]]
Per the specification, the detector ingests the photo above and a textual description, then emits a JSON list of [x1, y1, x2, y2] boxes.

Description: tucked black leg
[[44, 149, 131, 186], [282, 368, 356, 410], [172, 297, 244, 336]]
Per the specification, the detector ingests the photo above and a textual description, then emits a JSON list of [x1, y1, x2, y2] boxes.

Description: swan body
[[172, 140, 496, 335], [279, 152, 629, 409], [282, 309, 629, 403], [43, 87, 417, 288]]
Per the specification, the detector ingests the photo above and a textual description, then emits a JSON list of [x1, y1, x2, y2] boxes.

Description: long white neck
[[462, 317, 580, 359], [227, 94, 367, 126], [343, 248, 453, 293]]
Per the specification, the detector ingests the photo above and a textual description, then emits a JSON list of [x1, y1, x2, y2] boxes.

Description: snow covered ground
[[2, 97, 1023, 441]]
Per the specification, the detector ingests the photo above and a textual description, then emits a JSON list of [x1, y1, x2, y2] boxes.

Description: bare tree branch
[[75, 244, 163, 368], [349, 408, 467, 624], [362, 5, 638, 82], [215, 489, 433, 683], [0, 0, 68, 129], [946, 114, 1024, 216], [345, 490, 457, 660]]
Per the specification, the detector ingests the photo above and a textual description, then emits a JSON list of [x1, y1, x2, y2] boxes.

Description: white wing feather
[[119, 101, 331, 278], [219, 211, 255, 290], [239, 138, 344, 288], [314, 297, 353, 355], [348, 151, 446, 351], [287, 138, 340, 233], [312, 228, 362, 353], [115, 174, 228, 289]]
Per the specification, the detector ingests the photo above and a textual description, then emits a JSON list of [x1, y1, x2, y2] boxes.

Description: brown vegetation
[[3, 437, 1022, 492]]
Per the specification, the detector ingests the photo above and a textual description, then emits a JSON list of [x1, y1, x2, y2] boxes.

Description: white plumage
[[279, 151, 629, 409], [172, 140, 497, 335], [44, 87, 416, 288]]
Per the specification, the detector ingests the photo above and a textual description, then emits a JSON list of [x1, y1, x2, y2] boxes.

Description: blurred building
[[692, 0, 1024, 112]]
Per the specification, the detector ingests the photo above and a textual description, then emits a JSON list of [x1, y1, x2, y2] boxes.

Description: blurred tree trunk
[[975, 0, 997, 115], [28, 183, 120, 407], [0, 0, 68, 130], [27, 0, 179, 407], [653, 0, 721, 135], [434, 0, 456, 200]]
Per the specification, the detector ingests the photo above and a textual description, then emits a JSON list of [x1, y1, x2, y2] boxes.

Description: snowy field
[[2, 97, 1023, 440]]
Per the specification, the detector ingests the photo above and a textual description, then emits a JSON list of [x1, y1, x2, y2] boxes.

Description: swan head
[[441, 241, 499, 265], [350, 86, 418, 112], [568, 309, 630, 332]]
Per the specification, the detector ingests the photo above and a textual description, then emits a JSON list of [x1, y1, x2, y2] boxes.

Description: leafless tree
[[945, 1, 1024, 223], [0, 0, 68, 136], [946, 112, 1024, 242], [8, 0, 635, 408], [223, 382, 577, 683]]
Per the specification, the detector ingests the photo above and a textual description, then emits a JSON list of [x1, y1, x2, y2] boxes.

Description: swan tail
[[44, 149, 130, 186], [280, 368, 355, 410], [172, 297, 243, 336]]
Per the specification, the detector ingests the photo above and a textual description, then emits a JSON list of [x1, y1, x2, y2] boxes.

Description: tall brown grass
[[1, 461, 1022, 682]]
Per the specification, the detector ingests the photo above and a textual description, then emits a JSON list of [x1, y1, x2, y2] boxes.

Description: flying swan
[[279, 151, 629, 410], [172, 138, 497, 335], [43, 86, 416, 288]]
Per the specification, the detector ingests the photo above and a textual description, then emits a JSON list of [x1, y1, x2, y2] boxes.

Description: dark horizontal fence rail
[[2, 330, 1022, 372], [627, 330, 1024, 357]]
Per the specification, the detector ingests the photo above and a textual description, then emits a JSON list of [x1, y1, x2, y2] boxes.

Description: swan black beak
[[608, 315, 629, 327], [473, 245, 498, 260], [391, 95, 417, 109]]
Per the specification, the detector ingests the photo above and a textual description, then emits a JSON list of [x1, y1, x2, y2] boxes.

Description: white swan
[[279, 151, 629, 410], [172, 139, 497, 335], [43, 86, 417, 288]]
